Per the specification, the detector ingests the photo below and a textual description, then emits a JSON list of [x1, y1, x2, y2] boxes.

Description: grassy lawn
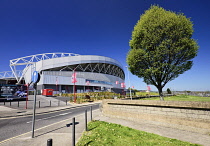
[[140, 95, 210, 102], [77, 120, 200, 146]]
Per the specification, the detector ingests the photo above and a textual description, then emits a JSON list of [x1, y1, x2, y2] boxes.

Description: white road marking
[[0, 103, 99, 120], [26, 112, 72, 123]]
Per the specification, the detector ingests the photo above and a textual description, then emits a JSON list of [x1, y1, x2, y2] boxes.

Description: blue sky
[[0, 0, 209, 91]]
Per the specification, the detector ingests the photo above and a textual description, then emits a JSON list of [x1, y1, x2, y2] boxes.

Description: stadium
[[1, 53, 125, 95]]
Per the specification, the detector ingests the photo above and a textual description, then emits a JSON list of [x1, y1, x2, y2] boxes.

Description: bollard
[[66, 100, 67, 105], [39, 101, 40, 108], [18, 100, 19, 107], [50, 100, 51, 107], [10, 101, 11, 106], [72, 117, 75, 146], [85, 110, 88, 131], [4, 100, 5, 105], [47, 138, 53, 146], [90, 106, 92, 121]]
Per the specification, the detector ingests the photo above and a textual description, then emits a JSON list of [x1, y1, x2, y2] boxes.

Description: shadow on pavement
[[35, 122, 80, 138]]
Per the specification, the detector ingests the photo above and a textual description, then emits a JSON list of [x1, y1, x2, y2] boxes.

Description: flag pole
[[73, 69, 76, 103], [56, 77, 58, 95], [74, 81, 76, 103]]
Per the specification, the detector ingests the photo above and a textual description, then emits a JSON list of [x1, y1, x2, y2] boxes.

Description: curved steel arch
[[10, 53, 80, 66], [10, 53, 80, 83], [0, 71, 22, 79]]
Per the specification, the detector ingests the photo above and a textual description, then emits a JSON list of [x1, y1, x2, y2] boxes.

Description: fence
[[0, 99, 70, 109]]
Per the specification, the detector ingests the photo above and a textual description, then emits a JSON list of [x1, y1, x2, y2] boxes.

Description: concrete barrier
[[101, 99, 210, 134]]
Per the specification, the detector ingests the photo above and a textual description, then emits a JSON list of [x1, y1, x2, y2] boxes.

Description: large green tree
[[127, 5, 198, 100]]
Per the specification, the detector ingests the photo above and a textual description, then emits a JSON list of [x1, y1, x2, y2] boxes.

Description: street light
[[125, 66, 132, 100]]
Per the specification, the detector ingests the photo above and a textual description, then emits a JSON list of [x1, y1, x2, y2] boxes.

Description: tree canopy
[[166, 88, 172, 94], [126, 5, 198, 100]]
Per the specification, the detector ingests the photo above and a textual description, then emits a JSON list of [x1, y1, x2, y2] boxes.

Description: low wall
[[101, 99, 210, 134]]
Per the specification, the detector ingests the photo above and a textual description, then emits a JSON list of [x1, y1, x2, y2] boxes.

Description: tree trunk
[[157, 86, 164, 101]]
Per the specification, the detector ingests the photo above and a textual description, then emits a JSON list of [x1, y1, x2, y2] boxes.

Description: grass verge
[[77, 120, 200, 146], [140, 95, 210, 102]]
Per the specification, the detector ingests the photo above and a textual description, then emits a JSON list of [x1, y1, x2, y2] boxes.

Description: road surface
[[0, 103, 99, 142]]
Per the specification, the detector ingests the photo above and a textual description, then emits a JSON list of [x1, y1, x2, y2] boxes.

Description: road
[[0, 103, 99, 142]]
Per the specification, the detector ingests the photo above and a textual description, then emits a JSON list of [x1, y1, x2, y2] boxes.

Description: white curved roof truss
[[10, 53, 80, 83], [0, 70, 22, 79], [10, 53, 79, 66]]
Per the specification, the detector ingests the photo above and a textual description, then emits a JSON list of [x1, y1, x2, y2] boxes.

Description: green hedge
[[56, 92, 122, 104]]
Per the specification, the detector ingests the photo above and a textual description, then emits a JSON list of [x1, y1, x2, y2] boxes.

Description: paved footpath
[[1, 101, 210, 146]]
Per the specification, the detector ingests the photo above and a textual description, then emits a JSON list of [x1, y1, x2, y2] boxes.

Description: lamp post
[[125, 66, 132, 100]]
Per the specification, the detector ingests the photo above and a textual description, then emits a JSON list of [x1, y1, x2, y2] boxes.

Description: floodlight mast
[[125, 66, 132, 100]]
